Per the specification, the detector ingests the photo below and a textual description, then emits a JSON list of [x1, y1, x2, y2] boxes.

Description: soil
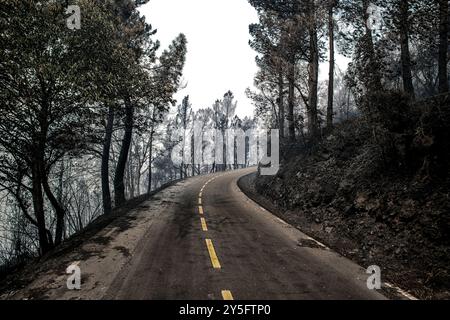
[[239, 117, 450, 300], [0, 179, 181, 299]]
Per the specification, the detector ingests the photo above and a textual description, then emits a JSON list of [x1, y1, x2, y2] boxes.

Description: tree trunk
[[42, 176, 65, 246], [222, 130, 227, 170], [31, 162, 51, 255], [126, 146, 134, 198], [308, 1, 320, 137], [438, 0, 449, 93], [147, 123, 154, 194], [101, 105, 114, 214], [327, 2, 335, 128], [399, 0, 415, 99], [57, 160, 66, 239], [278, 68, 285, 138], [191, 135, 195, 176], [114, 97, 134, 207], [287, 56, 296, 141], [33, 101, 53, 254], [135, 142, 141, 196], [362, 0, 383, 91]]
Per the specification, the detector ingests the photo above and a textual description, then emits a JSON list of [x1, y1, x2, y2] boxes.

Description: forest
[[0, 1, 255, 269], [0, 0, 449, 299], [247, 0, 448, 135], [245, 0, 450, 298]]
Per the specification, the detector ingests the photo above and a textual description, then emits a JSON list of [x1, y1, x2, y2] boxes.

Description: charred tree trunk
[[399, 0, 415, 99], [222, 130, 227, 171], [278, 68, 285, 139], [287, 55, 296, 141], [147, 124, 155, 194], [362, 0, 383, 91], [101, 105, 114, 214], [308, 1, 320, 138], [114, 97, 134, 207], [191, 135, 195, 176], [31, 161, 51, 255], [327, 1, 335, 128], [32, 99, 53, 254], [42, 176, 65, 246], [57, 160, 66, 239], [126, 146, 134, 199], [438, 0, 449, 93]]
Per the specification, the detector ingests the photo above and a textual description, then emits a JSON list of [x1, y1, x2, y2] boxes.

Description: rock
[[399, 199, 417, 221], [344, 205, 357, 215], [339, 178, 353, 194], [321, 183, 337, 204], [355, 193, 368, 209]]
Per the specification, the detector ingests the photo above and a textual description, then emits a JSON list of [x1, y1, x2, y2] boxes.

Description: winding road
[[104, 168, 385, 300]]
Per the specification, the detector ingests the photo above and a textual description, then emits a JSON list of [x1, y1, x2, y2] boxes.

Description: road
[[104, 168, 386, 300]]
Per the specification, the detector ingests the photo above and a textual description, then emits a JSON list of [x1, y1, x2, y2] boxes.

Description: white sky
[[140, 0, 350, 118], [140, 0, 259, 118]]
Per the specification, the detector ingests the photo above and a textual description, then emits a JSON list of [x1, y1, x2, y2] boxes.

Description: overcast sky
[[140, 0, 350, 118], [140, 0, 259, 117]]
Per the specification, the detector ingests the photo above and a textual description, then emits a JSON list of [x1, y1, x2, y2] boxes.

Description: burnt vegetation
[[0, 0, 255, 277], [0, 0, 449, 300], [246, 0, 450, 299]]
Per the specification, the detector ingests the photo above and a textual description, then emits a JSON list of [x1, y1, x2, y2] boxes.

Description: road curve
[[105, 168, 386, 300]]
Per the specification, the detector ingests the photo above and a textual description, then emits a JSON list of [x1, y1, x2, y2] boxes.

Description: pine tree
[[0, 1, 117, 253], [438, 0, 449, 93]]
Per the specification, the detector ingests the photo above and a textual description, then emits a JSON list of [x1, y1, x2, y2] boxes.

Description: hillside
[[241, 94, 450, 299]]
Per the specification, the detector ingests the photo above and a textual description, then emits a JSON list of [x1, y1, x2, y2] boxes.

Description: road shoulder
[[237, 171, 417, 300], [0, 180, 184, 300]]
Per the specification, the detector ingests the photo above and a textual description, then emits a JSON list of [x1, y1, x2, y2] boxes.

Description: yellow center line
[[200, 217, 208, 231], [205, 239, 221, 269], [221, 290, 234, 300], [199, 206, 204, 215]]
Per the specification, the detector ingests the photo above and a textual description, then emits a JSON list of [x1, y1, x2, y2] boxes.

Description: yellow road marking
[[205, 239, 221, 269], [200, 217, 208, 231], [221, 290, 234, 300], [199, 192, 202, 197], [199, 206, 204, 215], [198, 198, 202, 205]]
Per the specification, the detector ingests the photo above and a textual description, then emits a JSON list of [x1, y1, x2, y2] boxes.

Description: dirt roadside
[[238, 172, 448, 300], [0, 180, 183, 300]]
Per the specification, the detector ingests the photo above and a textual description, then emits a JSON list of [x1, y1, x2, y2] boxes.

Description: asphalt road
[[105, 168, 386, 300]]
